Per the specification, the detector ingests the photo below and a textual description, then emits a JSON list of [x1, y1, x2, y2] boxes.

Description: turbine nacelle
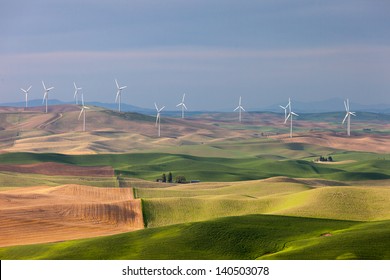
[[20, 86, 32, 94]]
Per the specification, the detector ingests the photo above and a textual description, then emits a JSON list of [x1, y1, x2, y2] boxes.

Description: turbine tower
[[42, 81, 54, 114], [283, 98, 298, 138], [73, 82, 82, 105], [234, 96, 245, 122], [20, 85, 32, 108], [78, 94, 90, 132], [154, 102, 165, 137], [342, 98, 356, 137], [115, 79, 127, 112], [176, 93, 188, 119]]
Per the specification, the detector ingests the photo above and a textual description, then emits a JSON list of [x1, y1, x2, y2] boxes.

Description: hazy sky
[[1, 0, 390, 110]]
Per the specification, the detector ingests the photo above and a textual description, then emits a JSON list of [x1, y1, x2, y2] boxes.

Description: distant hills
[[1, 98, 389, 114]]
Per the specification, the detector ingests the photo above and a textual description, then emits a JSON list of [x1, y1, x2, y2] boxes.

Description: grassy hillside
[[0, 151, 389, 182], [0, 171, 118, 189], [1, 214, 388, 260], [140, 184, 390, 227]]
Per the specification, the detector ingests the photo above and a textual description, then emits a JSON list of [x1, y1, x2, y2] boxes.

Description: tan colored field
[[274, 132, 390, 153], [1, 105, 389, 154], [0, 185, 143, 247]]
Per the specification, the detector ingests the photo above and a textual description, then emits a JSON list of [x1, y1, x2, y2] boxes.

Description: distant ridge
[[251, 98, 390, 114], [1, 98, 389, 114]]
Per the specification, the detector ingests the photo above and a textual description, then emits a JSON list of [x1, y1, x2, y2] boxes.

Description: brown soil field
[[0, 162, 114, 177], [0, 185, 143, 247]]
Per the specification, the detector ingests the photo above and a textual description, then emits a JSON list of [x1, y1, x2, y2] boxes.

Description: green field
[[0, 214, 388, 260], [0, 137, 389, 259], [0, 142, 389, 184]]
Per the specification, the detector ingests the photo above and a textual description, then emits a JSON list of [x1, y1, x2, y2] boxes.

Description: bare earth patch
[[0, 185, 144, 247]]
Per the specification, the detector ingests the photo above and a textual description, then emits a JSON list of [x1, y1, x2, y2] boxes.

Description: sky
[[1, 0, 390, 111]]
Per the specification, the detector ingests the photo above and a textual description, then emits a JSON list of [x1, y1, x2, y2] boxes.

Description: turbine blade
[[279, 105, 286, 110], [42, 81, 46, 90], [350, 112, 356, 116], [78, 108, 84, 120], [160, 106, 165, 111], [27, 85, 32, 92], [47, 87, 54, 91], [155, 114, 159, 126], [21, 88, 27, 93], [241, 106, 245, 112], [115, 79, 119, 89], [120, 86, 127, 90], [234, 106, 239, 111], [154, 102, 158, 111], [183, 103, 188, 110], [42, 92, 47, 104], [284, 113, 291, 124], [182, 93, 186, 102], [74, 82, 77, 90], [344, 100, 348, 112], [115, 91, 120, 102], [291, 112, 298, 116], [342, 113, 349, 124], [176, 103, 182, 107]]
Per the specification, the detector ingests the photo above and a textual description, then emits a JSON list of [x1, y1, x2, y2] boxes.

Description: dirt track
[[0, 185, 144, 247]]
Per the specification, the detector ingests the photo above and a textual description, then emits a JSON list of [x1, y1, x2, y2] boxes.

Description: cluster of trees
[[157, 172, 187, 184], [316, 156, 334, 162]]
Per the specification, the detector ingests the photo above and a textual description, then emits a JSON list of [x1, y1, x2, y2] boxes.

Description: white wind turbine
[[42, 81, 54, 113], [20, 85, 32, 108], [284, 98, 299, 138], [155, 102, 165, 137], [115, 79, 127, 112], [73, 82, 82, 105], [176, 93, 188, 119], [78, 93, 90, 132], [234, 96, 245, 122], [279, 97, 291, 121], [342, 98, 356, 137]]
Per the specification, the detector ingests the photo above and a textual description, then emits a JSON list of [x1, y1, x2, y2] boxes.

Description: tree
[[168, 172, 173, 183], [175, 175, 186, 184], [328, 156, 333, 162], [162, 173, 166, 183]]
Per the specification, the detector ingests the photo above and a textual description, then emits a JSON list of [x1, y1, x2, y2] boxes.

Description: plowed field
[[0, 185, 143, 247]]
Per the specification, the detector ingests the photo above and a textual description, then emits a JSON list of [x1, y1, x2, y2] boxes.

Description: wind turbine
[[155, 102, 165, 137], [20, 85, 32, 108], [42, 81, 54, 113], [73, 82, 82, 105], [115, 79, 127, 112], [342, 98, 356, 136], [279, 97, 291, 121], [176, 93, 188, 119], [234, 96, 245, 122], [284, 98, 298, 138], [78, 94, 90, 132]]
